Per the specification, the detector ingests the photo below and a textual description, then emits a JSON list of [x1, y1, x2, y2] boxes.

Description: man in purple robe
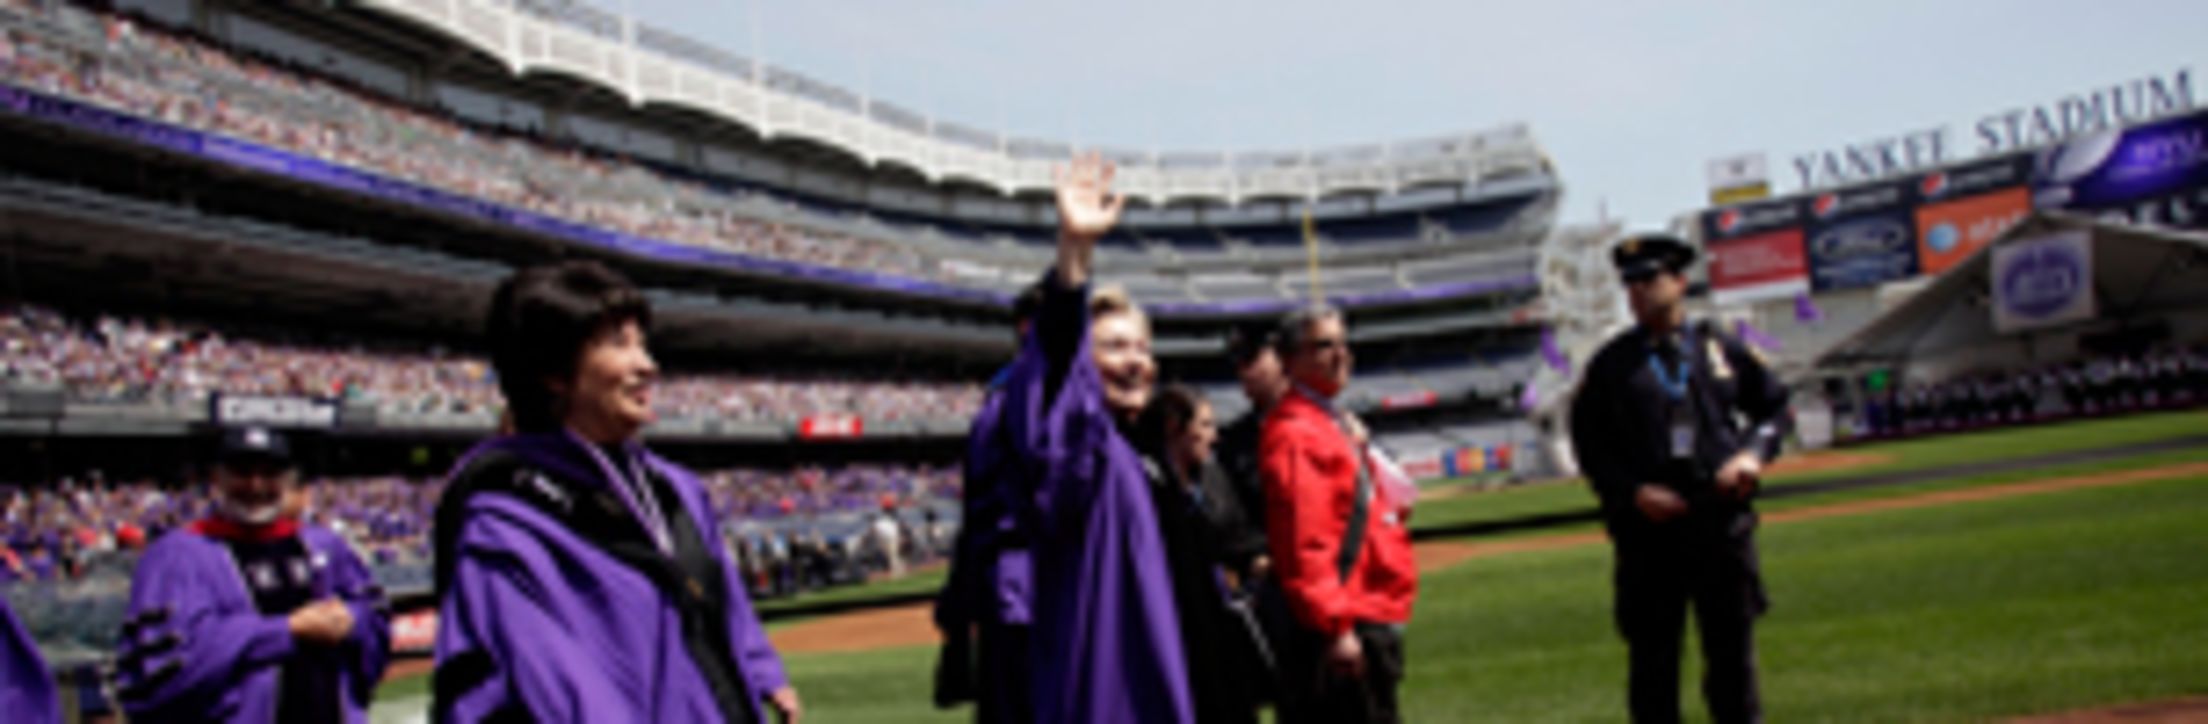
[[994, 153, 1192, 723], [1, 594, 60, 724], [113, 426, 391, 723], [433, 261, 799, 724], [935, 284, 1042, 722]]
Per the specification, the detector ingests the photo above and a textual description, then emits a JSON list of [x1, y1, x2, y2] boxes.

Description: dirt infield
[[2008, 696, 2208, 722], [1416, 449, 1892, 503], [385, 655, 434, 683], [1765, 449, 1891, 476], [767, 459, 2208, 656]]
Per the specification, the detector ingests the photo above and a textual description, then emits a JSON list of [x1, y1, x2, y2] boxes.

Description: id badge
[[1669, 421, 1696, 459]]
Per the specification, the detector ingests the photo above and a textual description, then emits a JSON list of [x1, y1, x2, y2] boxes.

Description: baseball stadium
[[0, 0, 2203, 722]]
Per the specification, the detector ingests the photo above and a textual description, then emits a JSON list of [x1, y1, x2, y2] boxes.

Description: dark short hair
[[1272, 303, 1344, 358], [487, 261, 651, 433], [1224, 323, 1275, 367], [1137, 384, 1209, 458]]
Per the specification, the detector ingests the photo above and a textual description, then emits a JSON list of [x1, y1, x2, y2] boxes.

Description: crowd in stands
[[0, 0, 952, 282], [0, 304, 986, 422], [1852, 345, 2208, 438], [1, 461, 960, 587]]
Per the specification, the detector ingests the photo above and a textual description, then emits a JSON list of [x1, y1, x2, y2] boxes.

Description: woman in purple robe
[[995, 153, 1193, 723], [432, 261, 800, 723]]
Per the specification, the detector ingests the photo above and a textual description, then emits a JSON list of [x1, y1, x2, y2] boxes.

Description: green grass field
[[374, 411, 2208, 722], [773, 468, 2208, 723], [1407, 408, 2208, 535]]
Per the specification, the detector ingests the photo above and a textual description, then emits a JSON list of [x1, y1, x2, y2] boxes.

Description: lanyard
[[574, 433, 675, 554], [1645, 328, 1695, 402], [1647, 353, 1691, 401]]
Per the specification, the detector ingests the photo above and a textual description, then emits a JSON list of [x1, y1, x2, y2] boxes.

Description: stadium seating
[[0, 0, 1553, 308]]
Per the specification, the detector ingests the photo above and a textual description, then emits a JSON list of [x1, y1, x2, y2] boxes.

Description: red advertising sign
[[1706, 228, 1809, 305], [1914, 187, 2030, 275], [798, 415, 864, 439], [392, 610, 438, 654], [1380, 390, 1438, 410], [1400, 456, 1443, 481]]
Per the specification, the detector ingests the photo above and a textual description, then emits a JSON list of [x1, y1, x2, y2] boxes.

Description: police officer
[[1569, 234, 1791, 724]]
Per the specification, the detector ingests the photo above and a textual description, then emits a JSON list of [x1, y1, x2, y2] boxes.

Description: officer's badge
[[1621, 237, 1642, 256], [1707, 338, 1734, 380]]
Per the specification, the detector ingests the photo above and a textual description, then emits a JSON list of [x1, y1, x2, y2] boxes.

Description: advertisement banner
[[2034, 108, 2208, 230], [1991, 230, 2095, 333], [1914, 187, 2031, 274], [1707, 228, 1809, 306], [1916, 152, 2032, 202], [210, 394, 339, 429], [1803, 181, 1921, 290], [1379, 390, 1438, 410], [1401, 455, 1443, 482], [1701, 195, 1804, 242], [392, 610, 438, 654], [798, 415, 864, 439]]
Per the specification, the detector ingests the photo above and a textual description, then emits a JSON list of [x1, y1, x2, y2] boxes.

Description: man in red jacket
[[1259, 304, 1418, 724]]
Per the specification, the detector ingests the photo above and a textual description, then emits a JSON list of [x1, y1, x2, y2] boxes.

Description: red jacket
[[1260, 391, 1418, 637]]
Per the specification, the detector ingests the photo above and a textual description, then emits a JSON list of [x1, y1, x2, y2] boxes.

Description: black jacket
[[1569, 320, 1792, 539]]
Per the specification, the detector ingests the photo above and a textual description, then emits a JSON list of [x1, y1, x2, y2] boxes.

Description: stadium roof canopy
[[1814, 213, 2208, 374]]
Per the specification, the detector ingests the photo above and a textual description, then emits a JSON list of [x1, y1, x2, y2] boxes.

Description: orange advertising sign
[[1914, 187, 2030, 275]]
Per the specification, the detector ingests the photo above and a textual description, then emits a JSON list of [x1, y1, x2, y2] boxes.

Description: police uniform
[[1569, 235, 1792, 724]]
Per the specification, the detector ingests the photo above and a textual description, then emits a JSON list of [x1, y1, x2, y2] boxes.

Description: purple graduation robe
[[936, 372, 1034, 632], [998, 271, 1192, 723], [432, 433, 788, 724], [934, 371, 1037, 720], [114, 521, 391, 723], [1, 595, 60, 724]]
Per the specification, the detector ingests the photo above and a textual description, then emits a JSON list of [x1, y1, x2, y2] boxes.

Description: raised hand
[[1053, 152, 1124, 287], [1056, 152, 1124, 243]]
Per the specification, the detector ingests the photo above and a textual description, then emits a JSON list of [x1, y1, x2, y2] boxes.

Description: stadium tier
[[0, 0, 1559, 317]]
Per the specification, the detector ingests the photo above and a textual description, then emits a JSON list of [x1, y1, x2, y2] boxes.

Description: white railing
[[357, 0, 1548, 203]]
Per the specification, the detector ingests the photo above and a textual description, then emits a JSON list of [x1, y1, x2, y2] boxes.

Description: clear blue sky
[[620, 0, 2205, 229]]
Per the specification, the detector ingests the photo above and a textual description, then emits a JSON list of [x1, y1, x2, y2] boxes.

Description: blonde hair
[[1089, 284, 1146, 323]]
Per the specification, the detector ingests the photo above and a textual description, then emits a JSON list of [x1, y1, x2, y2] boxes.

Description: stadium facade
[[0, 0, 1566, 479]]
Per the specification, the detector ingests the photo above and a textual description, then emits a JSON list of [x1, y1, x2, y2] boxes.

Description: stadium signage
[[1806, 216, 1920, 291], [1707, 229, 1810, 306], [798, 415, 864, 440], [1992, 231, 2095, 332], [1705, 197, 1802, 239], [212, 394, 340, 429], [1914, 187, 2030, 275], [2034, 108, 2208, 231], [1790, 68, 2194, 191]]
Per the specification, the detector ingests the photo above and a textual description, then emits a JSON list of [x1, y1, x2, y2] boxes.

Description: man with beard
[[1569, 234, 1791, 724], [114, 426, 391, 723]]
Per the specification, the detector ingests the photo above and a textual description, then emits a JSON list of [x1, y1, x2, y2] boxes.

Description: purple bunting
[[1539, 328, 1572, 374], [1794, 290, 1825, 324], [1518, 381, 1541, 412], [1736, 319, 1784, 352]]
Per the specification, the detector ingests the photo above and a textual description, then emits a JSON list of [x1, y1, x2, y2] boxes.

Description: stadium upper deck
[[19, 0, 1560, 311]]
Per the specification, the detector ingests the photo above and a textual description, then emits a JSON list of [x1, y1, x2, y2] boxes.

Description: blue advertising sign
[[1802, 181, 1921, 290], [2034, 108, 2208, 229]]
